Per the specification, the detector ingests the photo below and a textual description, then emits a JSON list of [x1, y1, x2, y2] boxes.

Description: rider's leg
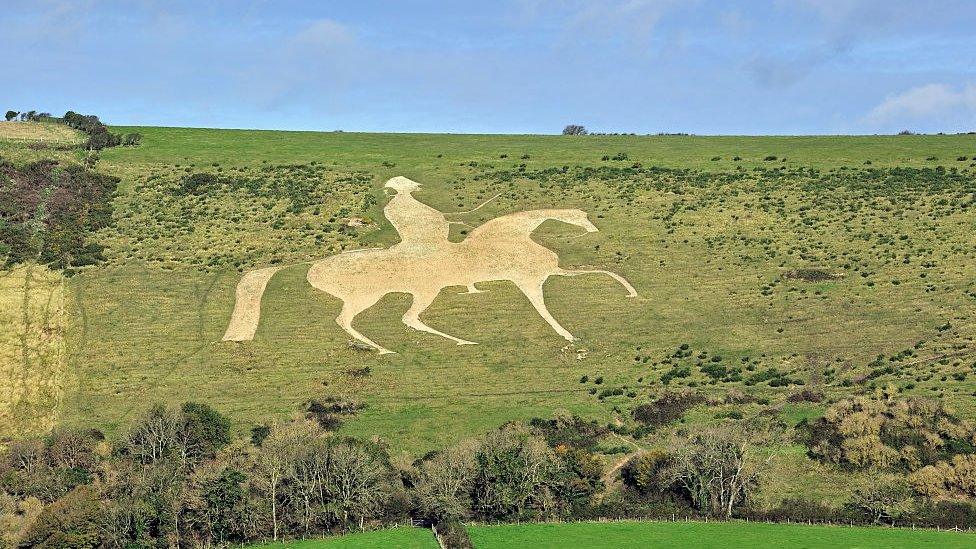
[[335, 294, 395, 354], [514, 276, 576, 341], [402, 291, 476, 345], [556, 269, 638, 297]]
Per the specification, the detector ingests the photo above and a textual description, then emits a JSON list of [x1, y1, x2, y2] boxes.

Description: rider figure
[[383, 176, 450, 251]]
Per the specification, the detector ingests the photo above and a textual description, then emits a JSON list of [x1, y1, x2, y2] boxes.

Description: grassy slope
[[0, 266, 65, 436], [103, 126, 976, 172], [466, 521, 976, 549], [247, 527, 438, 549], [33, 126, 976, 482], [0, 121, 85, 145]]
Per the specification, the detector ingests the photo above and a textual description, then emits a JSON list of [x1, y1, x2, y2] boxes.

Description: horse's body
[[224, 206, 637, 354]]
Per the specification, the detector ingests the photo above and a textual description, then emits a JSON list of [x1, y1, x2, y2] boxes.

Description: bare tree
[[662, 426, 774, 518], [319, 440, 393, 529], [127, 404, 184, 465], [256, 419, 318, 540], [414, 441, 479, 521]]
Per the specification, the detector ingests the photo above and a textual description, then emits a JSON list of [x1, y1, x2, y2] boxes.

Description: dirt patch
[[222, 266, 285, 342], [223, 176, 638, 354]]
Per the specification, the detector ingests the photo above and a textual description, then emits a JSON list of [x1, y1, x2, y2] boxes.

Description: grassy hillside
[[49, 126, 973, 456], [0, 265, 66, 436], [0, 121, 85, 145], [102, 126, 976, 173], [2, 126, 974, 479], [466, 521, 976, 549]]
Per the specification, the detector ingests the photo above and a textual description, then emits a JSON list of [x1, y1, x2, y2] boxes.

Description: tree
[[179, 402, 231, 461], [850, 474, 915, 523], [17, 485, 104, 548], [4, 111, 17, 122], [414, 442, 478, 521], [183, 466, 248, 545], [910, 454, 976, 499], [562, 124, 587, 136], [469, 424, 563, 521], [621, 449, 671, 496], [126, 404, 184, 464], [319, 440, 394, 528], [125, 402, 230, 467], [85, 126, 120, 151], [255, 420, 317, 540], [798, 388, 975, 471], [662, 426, 773, 518]]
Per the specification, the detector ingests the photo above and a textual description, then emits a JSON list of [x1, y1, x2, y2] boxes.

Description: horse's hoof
[[456, 340, 478, 346], [377, 349, 397, 355]]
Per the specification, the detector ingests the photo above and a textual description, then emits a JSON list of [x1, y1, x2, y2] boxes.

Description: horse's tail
[[222, 265, 286, 341]]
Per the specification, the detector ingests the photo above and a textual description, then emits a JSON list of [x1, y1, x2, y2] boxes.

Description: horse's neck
[[511, 211, 549, 231], [468, 210, 548, 240]]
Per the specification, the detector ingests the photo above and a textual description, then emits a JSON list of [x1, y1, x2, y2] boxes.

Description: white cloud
[[866, 83, 976, 124]]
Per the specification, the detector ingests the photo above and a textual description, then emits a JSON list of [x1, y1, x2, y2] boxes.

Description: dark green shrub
[[632, 391, 703, 429]]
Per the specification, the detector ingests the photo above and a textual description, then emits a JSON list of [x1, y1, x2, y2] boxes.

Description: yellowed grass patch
[[0, 121, 85, 145], [0, 265, 66, 437]]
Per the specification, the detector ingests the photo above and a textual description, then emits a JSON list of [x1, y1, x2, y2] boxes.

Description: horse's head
[[557, 209, 599, 233], [385, 176, 421, 193]]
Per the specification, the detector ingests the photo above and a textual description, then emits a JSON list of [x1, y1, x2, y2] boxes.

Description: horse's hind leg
[[336, 295, 394, 354], [514, 277, 576, 342], [557, 269, 638, 297], [403, 291, 477, 346]]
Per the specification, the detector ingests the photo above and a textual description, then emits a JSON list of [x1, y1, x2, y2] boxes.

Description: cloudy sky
[[2, 0, 975, 134]]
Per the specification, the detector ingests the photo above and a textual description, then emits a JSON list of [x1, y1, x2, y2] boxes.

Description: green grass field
[[466, 521, 976, 549], [242, 521, 976, 548], [247, 527, 438, 549], [3, 126, 976, 507], [102, 126, 976, 173]]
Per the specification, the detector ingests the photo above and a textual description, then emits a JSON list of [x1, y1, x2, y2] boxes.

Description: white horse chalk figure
[[222, 176, 638, 354]]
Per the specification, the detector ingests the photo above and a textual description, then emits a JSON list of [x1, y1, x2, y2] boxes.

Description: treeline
[[3, 109, 141, 150], [5, 111, 53, 123], [0, 158, 118, 270], [2, 389, 976, 547], [61, 111, 140, 150]]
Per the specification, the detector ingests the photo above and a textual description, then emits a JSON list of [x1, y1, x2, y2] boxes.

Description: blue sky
[[2, 0, 975, 134]]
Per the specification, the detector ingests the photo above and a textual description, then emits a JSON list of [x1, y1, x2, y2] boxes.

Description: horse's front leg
[[336, 294, 395, 354], [514, 277, 576, 342]]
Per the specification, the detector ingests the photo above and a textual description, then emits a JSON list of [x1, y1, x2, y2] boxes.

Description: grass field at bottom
[[465, 521, 976, 549], [246, 527, 438, 549]]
